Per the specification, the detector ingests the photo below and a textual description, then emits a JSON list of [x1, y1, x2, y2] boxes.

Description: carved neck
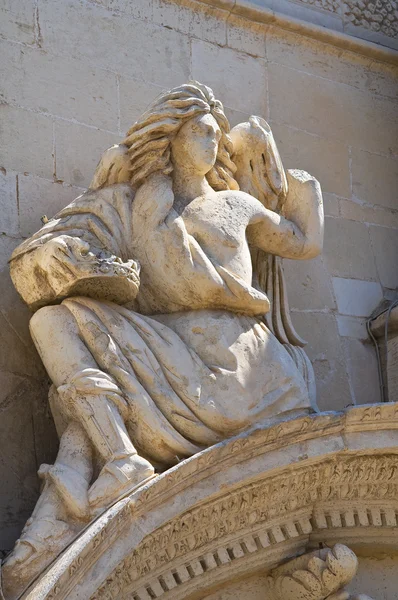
[[172, 165, 213, 209]]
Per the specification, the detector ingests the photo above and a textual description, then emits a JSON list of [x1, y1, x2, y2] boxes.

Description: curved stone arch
[[21, 403, 398, 600]]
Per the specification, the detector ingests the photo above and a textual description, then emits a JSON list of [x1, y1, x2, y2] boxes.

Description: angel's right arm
[[247, 171, 324, 260]]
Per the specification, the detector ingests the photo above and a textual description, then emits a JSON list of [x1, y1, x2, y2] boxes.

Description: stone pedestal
[[12, 403, 398, 600]]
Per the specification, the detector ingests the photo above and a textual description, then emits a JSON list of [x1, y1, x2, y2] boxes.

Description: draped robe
[[10, 183, 315, 466]]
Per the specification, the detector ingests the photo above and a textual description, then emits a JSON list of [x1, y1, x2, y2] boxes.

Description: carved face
[[171, 113, 222, 176]]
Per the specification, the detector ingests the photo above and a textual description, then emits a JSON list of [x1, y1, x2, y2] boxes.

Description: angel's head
[[123, 81, 238, 191]]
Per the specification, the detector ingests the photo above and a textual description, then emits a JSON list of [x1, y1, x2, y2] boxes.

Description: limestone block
[[38, 0, 190, 87], [352, 147, 398, 211], [336, 315, 368, 340], [271, 122, 351, 197], [0, 105, 54, 179], [268, 63, 398, 156], [289, 311, 352, 410], [322, 193, 340, 217], [226, 14, 267, 57], [0, 40, 118, 131], [0, 235, 22, 271], [370, 306, 398, 403], [0, 0, 35, 44], [119, 77, 165, 134], [191, 39, 268, 115], [18, 175, 85, 237], [323, 217, 378, 280], [203, 575, 270, 599], [343, 338, 381, 404], [0, 371, 57, 552], [153, 0, 228, 45], [0, 169, 18, 236], [273, 0, 343, 30], [224, 106, 251, 128], [266, 26, 398, 101], [339, 198, 398, 229], [0, 275, 46, 379], [93, 0, 153, 20], [283, 255, 336, 310], [0, 263, 38, 353], [369, 225, 398, 289], [332, 277, 383, 317], [55, 121, 119, 187]]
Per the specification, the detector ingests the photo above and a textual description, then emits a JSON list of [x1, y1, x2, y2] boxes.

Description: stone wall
[[0, 0, 397, 552]]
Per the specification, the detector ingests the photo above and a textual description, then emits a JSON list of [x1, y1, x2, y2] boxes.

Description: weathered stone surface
[[55, 121, 119, 187], [18, 175, 85, 237], [369, 225, 398, 289], [153, 0, 228, 45], [283, 255, 336, 311], [289, 311, 352, 411], [119, 77, 165, 134], [332, 277, 383, 317], [343, 338, 381, 405], [322, 193, 341, 217], [0, 0, 35, 44], [227, 14, 267, 57], [38, 0, 191, 87], [336, 315, 368, 340], [339, 198, 398, 229], [352, 147, 398, 211], [271, 122, 351, 197], [323, 217, 378, 280], [0, 105, 54, 179], [191, 39, 268, 115], [93, 0, 153, 20], [266, 26, 398, 101], [0, 169, 18, 237], [268, 63, 398, 156], [0, 40, 118, 131]]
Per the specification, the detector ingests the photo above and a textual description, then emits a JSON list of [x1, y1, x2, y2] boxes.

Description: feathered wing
[[230, 116, 306, 346], [230, 117, 316, 404]]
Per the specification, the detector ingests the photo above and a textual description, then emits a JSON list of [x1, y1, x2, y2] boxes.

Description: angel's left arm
[[246, 171, 324, 260]]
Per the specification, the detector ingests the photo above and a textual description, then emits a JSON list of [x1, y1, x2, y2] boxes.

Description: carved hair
[[123, 81, 239, 191]]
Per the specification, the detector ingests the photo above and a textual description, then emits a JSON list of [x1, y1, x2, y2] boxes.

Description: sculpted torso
[[178, 190, 258, 284]]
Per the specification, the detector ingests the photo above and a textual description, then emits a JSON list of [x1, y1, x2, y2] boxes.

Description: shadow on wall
[[0, 263, 58, 553]]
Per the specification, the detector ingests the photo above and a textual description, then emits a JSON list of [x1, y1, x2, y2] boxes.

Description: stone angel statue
[[3, 81, 323, 596]]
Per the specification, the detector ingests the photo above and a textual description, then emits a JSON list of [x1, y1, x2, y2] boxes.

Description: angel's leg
[[30, 305, 154, 511]]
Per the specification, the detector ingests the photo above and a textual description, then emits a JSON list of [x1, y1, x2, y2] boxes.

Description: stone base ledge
[[15, 403, 398, 600]]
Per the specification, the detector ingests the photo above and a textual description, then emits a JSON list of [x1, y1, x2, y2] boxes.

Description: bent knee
[[30, 304, 78, 343]]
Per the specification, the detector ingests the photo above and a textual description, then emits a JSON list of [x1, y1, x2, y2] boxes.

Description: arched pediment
[[21, 403, 398, 600]]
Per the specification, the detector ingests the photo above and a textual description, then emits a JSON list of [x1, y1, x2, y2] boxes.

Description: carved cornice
[[92, 454, 398, 599], [189, 0, 398, 65], [21, 404, 398, 600]]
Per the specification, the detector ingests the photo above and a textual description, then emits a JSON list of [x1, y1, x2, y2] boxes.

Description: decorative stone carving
[[296, 0, 340, 14], [8, 404, 396, 600], [343, 0, 398, 39], [3, 81, 326, 598], [268, 545, 374, 600]]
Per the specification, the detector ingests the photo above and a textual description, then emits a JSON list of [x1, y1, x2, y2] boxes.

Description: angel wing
[[230, 117, 316, 404]]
